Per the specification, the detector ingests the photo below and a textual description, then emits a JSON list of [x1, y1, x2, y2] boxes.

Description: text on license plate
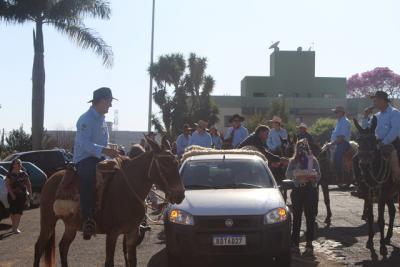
[[212, 235, 247, 246]]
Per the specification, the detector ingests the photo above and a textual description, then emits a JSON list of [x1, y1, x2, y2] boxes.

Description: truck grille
[[195, 215, 263, 230]]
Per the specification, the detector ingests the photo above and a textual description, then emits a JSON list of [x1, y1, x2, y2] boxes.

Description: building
[[212, 47, 373, 129]]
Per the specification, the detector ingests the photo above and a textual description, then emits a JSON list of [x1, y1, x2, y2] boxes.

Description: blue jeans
[[334, 141, 350, 177], [76, 157, 103, 220]]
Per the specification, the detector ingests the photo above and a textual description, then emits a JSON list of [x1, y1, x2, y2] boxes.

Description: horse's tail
[[44, 232, 56, 267]]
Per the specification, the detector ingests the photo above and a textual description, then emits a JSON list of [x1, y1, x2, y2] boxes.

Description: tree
[[0, 0, 113, 150], [347, 67, 400, 98], [185, 53, 219, 126], [6, 125, 32, 152], [149, 53, 219, 139]]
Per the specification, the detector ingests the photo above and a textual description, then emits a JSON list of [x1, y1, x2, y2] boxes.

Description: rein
[[358, 148, 391, 192]]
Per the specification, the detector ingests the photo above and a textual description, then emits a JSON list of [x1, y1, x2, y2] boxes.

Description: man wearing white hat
[[297, 123, 314, 145], [267, 115, 288, 155], [328, 106, 352, 182]]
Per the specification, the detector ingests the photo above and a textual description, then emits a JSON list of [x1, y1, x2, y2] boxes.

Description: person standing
[[286, 139, 321, 256], [5, 159, 32, 234], [73, 87, 120, 240], [296, 123, 314, 145], [176, 124, 192, 157], [210, 126, 222, 149], [189, 120, 212, 148], [223, 114, 249, 149], [267, 116, 288, 154], [327, 106, 352, 183]]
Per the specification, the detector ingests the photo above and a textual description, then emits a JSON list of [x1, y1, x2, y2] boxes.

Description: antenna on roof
[[269, 41, 280, 51]]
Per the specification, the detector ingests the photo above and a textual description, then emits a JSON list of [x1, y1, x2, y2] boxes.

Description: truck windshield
[[181, 159, 274, 189]]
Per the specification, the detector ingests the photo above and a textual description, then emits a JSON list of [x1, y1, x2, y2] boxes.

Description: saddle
[[53, 158, 124, 218]]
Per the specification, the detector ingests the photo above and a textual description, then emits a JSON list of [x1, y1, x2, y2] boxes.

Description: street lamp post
[[147, 0, 156, 133]]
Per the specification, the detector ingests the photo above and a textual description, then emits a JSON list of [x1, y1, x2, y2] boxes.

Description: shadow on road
[[355, 245, 400, 267], [147, 248, 166, 267], [317, 224, 373, 247], [0, 223, 13, 240], [0, 223, 11, 231]]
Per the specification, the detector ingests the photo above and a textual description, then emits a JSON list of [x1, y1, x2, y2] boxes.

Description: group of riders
[[73, 87, 400, 253]]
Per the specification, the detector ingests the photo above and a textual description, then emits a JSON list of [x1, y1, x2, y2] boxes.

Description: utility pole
[[147, 0, 156, 132]]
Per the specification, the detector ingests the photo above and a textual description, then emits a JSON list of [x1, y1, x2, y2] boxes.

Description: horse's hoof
[[380, 245, 388, 256], [366, 240, 373, 249], [324, 217, 331, 225]]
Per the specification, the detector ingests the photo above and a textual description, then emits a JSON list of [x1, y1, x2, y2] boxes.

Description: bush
[[309, 117, 358, 145], [5, 126, 32, 152]]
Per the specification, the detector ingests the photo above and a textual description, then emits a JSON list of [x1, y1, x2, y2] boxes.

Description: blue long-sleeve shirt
[[176, 133, 191, 156], [267, 128, 288, 151], [189, 131, 212, 148], [73, 107, 109, 163], [331, 116, 352, 142], [224, 126, 249, 148], [211, 135, 222, 149], [362, 105, 400, 145]]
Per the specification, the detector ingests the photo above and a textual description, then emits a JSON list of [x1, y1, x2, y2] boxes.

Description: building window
[[253, 92, 266, 97], [295, 93, 299, 98], [242, 107, 255, 115], [307, 93, 312, 98]]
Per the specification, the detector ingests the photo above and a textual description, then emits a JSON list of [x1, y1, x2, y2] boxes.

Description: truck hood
[[170, 188, 286, 216]]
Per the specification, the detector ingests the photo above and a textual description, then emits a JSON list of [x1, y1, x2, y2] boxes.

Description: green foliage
[[267, 99, 289, 123], [5, 125, 32, 152], [309, 118, 336, 144], [149, 53, 219, 139], [246, 114, 266, 133]]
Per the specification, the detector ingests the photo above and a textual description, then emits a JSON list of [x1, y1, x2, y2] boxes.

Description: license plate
[[212, 235, 247, 246]]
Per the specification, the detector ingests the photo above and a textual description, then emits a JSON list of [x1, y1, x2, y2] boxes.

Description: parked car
[[0, 161, 47, 207], [164, 152, 293, 267], [4, 149, 70, 178], [0, 173, 10, 221]]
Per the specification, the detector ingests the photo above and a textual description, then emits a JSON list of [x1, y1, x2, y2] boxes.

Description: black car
[[4, 149, 70, 178]]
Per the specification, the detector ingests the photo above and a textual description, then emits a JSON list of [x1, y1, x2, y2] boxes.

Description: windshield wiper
[[217, 183, 264, 189], [185, 184, 218, 189]]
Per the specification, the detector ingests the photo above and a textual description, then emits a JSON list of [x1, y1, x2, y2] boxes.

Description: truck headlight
[[264, 207, 289, 224], [169, 209, 194, 225]]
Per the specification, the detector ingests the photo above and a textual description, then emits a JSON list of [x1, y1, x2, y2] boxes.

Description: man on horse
[[73, 87, 120, 240], [362, 91, 400, 183], [267, 116, 288, 155], [327, 106, 352, 183], [296, 123, 314, 145], [223, 114, 249, 149]]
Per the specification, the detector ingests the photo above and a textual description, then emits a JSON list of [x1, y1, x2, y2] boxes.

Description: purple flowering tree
[[347, 67, 400, 98]]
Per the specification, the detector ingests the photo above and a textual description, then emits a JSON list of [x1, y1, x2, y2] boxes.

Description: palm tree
[[0, 0, 113, 149]]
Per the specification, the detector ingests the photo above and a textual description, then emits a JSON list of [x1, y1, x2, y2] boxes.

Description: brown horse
[[33, 136, 185, 267]]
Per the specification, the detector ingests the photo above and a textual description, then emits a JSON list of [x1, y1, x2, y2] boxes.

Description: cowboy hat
[[296, 122, 308, 129], [88, 87, 118, 103], [331, 106, 345, 113], [194, 120, 208, 129], [228, 114, 245, 123], [370, 91, 390, 102], [269, 116, 282, 124]]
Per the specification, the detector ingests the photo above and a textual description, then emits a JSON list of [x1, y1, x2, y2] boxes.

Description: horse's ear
[[353, 118, 364, 133], [370, 116, 377, 133], [145, 136, 161, 153], [161, 135, 172, 151]]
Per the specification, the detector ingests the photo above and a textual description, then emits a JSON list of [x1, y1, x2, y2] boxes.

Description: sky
[[1, 0, 400, 133]]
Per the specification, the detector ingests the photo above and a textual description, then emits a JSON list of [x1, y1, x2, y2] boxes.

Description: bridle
[[117, 151, 178, 207]]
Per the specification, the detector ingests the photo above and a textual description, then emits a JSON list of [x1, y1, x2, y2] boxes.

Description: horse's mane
[[181, 145, 267, 162]]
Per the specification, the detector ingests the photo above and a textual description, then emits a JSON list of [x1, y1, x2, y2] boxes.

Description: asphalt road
[[0, 187, 399, 267]]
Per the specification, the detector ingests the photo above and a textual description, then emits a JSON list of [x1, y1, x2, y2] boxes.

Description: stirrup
[[83, 219, 96, 240]]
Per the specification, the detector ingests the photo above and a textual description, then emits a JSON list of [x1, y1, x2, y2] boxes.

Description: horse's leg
[[362, 200, 368, 221], [366, 199, 374, 249], [59, 223, 77, 267], [105, 232, 119, 267], [377, 199, 388, 256], [126, 229, 140, 267], [321, 183, 332, 224], [123, 235, 129, 267], [385, 198, 396, 245]]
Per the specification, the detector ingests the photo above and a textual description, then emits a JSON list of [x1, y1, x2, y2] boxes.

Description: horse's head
[[145, 135, 185, 204], [281, 134, 296, 157], [354, 116, 378, 167]]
